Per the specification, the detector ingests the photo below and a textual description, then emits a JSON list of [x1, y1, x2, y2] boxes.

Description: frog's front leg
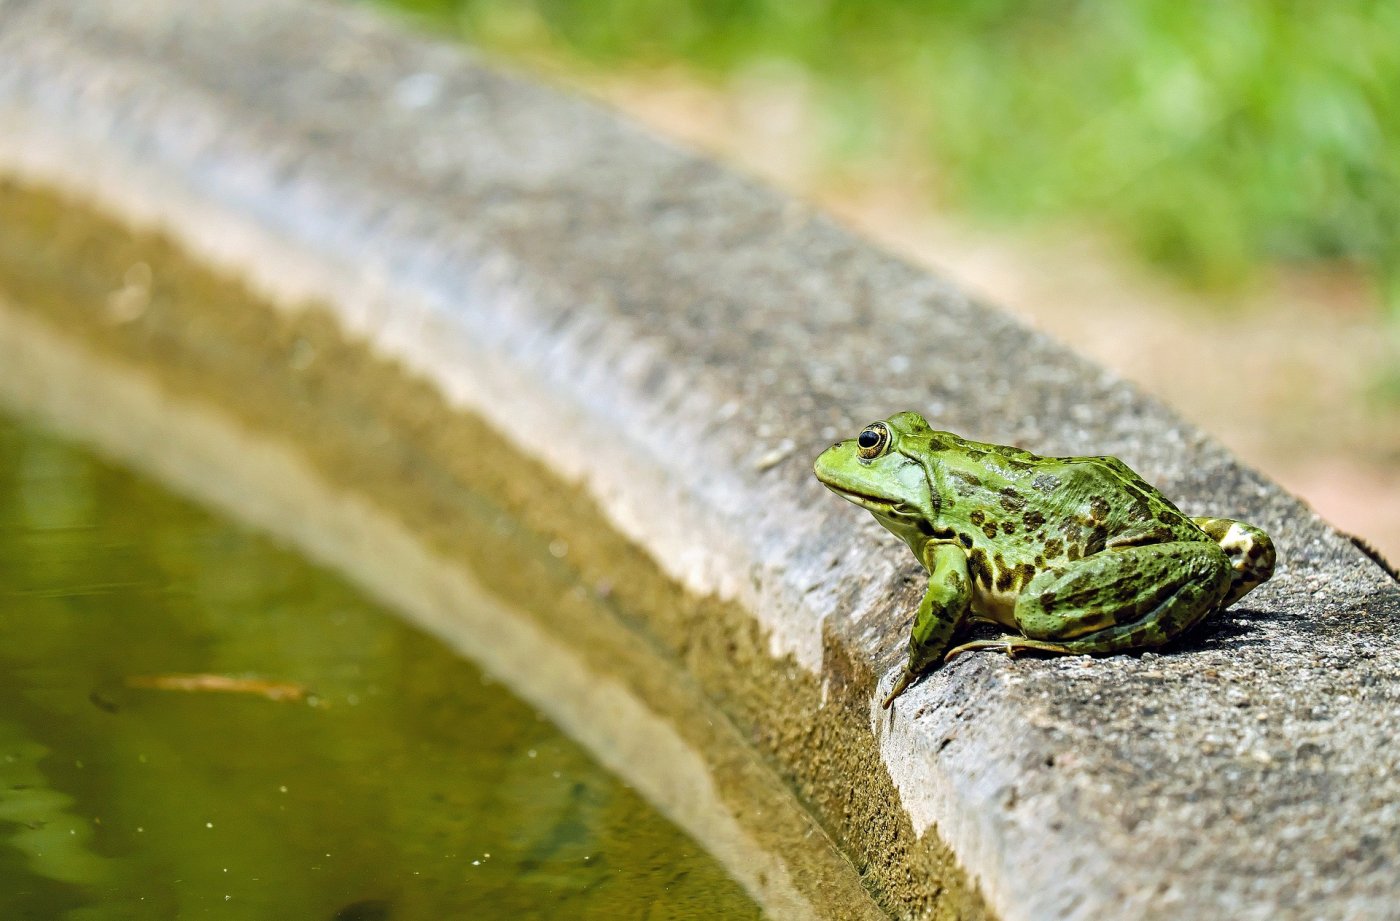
[[882, 543, 971, 709]]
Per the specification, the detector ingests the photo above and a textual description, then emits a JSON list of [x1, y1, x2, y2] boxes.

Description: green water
[[0, 410, 760, 920]]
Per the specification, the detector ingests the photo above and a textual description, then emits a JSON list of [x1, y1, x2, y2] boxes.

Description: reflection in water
[[0, 411, 759, 919]]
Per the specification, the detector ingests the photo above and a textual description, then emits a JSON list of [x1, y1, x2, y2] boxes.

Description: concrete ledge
[[1, 1, 1396, 918]]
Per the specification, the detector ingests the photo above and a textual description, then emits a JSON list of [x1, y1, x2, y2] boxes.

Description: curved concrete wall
[[0, 1, 1396, 918]]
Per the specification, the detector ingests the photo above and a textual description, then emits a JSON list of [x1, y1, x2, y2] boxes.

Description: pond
[[0, 409, 760, 919]]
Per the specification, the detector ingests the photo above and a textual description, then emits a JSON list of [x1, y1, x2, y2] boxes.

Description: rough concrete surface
[[0, 1, 1396, 918]]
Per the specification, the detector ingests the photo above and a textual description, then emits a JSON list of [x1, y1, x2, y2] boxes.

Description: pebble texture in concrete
[[0, 1, 1396, 919]]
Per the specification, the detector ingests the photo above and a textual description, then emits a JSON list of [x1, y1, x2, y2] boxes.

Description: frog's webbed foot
[[881, 669, 917, 710], [944, 636, 1078, 662]]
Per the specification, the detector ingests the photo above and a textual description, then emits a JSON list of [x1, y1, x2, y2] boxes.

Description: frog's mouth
[[820, 483, 912, 518]]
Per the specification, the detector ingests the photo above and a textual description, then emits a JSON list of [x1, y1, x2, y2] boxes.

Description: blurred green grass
[[374, 0, 1400, 312]]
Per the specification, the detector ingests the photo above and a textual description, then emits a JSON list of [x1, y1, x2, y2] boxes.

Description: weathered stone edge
[[1, 1, 1395, 919]]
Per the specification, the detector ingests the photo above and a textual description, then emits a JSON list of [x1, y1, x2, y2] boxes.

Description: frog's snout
[[812, 441, 848, 486]]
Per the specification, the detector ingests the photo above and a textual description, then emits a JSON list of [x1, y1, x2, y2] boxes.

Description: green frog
[[813, 412, 1276, 708]]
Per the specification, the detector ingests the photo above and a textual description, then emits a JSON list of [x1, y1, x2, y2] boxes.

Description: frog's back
[[1032, 451, 1209, 550], [929, 434, 1208, 562]]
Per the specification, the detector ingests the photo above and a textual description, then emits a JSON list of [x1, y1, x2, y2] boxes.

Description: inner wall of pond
[[0, 169, 778, 918], [0, 407, 760, 919], [0, 176, 908, 920]]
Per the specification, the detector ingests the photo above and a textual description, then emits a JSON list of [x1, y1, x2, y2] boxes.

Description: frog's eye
[[856, 422, 890, 459]]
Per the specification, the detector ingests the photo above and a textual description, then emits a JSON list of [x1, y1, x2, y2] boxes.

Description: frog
[[813, 412, 1276, 709]]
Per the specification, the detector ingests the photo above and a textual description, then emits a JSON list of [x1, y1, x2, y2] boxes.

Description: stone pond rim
[[0, 1, 1396, 919]]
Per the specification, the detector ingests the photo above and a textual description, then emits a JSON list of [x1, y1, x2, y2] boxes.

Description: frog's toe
[[880, 668, 917, 710], [945, 637, 1079, 661], [944, 637, 1015, 661]]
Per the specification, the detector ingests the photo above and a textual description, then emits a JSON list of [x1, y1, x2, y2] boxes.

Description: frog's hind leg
[[946, 541, 1233, 663], [1192, 517, 1276, 606]]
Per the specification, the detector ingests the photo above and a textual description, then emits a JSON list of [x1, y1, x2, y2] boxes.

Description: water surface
[[0, 410, 760, 919]]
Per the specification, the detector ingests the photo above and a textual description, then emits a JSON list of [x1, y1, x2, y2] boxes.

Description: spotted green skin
[[813, 412, 1276, 708]]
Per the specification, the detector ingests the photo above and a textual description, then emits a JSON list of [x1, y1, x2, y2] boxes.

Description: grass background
[[376, 0, 1400, 313]]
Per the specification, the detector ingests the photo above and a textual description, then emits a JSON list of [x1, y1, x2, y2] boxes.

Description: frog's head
[[813, 412, 938, 543]]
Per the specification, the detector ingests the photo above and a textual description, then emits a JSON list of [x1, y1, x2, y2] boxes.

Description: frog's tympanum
[[814, 412, 1276, 708]]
